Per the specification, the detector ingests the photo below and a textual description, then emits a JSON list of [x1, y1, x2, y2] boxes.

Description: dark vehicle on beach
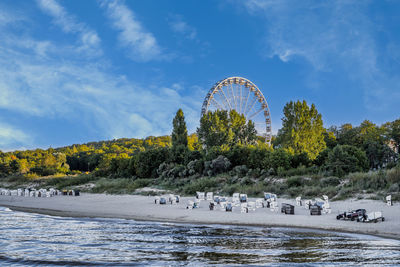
[[310, 204, 322, 215], [347, 209, 366, 221], [281, 203, 295, 214], [337, 209, 366, 221], [336, 211, 348, 220]]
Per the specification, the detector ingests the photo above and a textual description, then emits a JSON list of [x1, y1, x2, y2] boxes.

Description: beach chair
[[322, 202, 331, 214], [196, 191, 205, 200], [206, 192, 214, 201], [187, 200, 194, 209], [296, 196, 302, 206], [220, 201, 227, 211], [270, 200, 279, 212], [241, 203, 248, 213], [310, 204, 322, 215], [225, 202, 233, 212], [386, 195, 392, 206], [30, 190, 36, 197], [159, 197, 167, 205], [264, 192, 272, 201], [17, 189, 23, 197], [232, 193, 240, 204], [304, 200, 312, 209], [256, 198, 265, 208], [248, 201, 256, 211], [10, 190, 17, 196], [24, 189, 30, 197], [209, 202, 215, 210], [168, 194, 175, 204]]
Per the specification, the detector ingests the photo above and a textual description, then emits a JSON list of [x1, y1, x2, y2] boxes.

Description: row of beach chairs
[[154, 194, 180, 205], [0, 188, 80, 197]]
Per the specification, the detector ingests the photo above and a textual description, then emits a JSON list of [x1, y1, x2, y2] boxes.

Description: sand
[[1, 193, 399, 240]]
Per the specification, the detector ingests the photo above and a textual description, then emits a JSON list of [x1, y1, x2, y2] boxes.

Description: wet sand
[[1, 193, 399, 239]]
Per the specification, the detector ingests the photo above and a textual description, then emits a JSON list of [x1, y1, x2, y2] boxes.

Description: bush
[[204, 155, 231, 176], [182, 177, 219, 195], [286, 177, 303, 187], [231, 165, 248, 178], [320, 177, 341, 187]]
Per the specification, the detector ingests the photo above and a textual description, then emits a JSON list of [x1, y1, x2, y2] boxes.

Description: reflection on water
[[0, 206, 399, 266]]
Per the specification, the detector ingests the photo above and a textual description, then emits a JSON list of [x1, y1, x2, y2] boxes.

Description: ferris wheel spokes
[[201, 76, 272, 144]]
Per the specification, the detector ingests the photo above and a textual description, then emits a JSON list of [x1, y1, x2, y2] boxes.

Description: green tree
[[326, 145, 369, 176], [197, 110, 257, 149], [277, 100, 326, 160], [172, 109, 188, 148]]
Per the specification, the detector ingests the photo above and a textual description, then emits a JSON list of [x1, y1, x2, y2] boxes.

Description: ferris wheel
[[201, 77, 272, 144]]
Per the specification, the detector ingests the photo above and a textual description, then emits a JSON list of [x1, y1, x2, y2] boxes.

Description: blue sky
[[0, 0, 399, 151]]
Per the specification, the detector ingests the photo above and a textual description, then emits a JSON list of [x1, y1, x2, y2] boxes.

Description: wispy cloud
[[100, 0, 162, 62], [0, 121, 30, 151], [36, 0, 101, 55], [168, 14, 197, 40], [0, 8, 200, 149], [240, 0, 400, 112]]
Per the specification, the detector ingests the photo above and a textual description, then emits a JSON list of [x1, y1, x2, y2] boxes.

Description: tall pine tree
[[172, 109, 188, 148]]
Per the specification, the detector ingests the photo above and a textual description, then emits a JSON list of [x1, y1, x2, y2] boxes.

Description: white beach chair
[[248, 201, 256, 212], [187, 200, 194, 209], [256, 198, 265, 208], [10, 190, 18, 196], [270, 200, 279, 212], [24, 189, 30, 197], [386, 195, 392, 206], [196, 191, 205, 200], [220, 201, 227, 211], [232, 193, 240, 204], [322, 202, 331, 214], [296, 196, 302, 206], [206, 192, 214, 201], [304, 199, 312, 209], [241, 203, 248, 213], [30, 190, 36, 197], [17, 189, 23, 196]]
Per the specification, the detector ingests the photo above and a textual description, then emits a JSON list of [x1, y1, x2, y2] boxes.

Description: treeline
[[0, 102, 399, 182]]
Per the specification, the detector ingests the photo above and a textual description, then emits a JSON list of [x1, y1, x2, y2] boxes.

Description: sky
[[0, 0, 399, 151]]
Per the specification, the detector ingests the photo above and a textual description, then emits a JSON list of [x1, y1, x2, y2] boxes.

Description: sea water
[[0, 206, 399, 266]]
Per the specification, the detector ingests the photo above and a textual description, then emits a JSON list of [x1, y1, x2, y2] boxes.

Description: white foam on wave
[[0, 207, 12, 212]]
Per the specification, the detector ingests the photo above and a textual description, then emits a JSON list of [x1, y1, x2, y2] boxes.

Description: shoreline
[[2, 204, 398, 241], [1, 193, 399, 240]]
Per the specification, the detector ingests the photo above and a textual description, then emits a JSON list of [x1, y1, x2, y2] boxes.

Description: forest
[[1, 101, 399, 200]]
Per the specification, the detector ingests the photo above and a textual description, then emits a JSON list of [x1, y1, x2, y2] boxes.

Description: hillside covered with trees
[[1, 102, 399, 200]]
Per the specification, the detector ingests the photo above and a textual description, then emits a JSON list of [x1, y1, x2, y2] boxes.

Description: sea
[[0, 206, 399, 266]]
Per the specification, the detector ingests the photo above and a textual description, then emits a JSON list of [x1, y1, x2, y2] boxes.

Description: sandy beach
[[1, 193, 399, 240]]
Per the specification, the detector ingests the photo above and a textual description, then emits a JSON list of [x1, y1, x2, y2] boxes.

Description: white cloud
[[168, 14, 197, 40], [0, 121, 30, 151], [240, 0, 400, 112], [36, 0, 101, 55], [0, 34, 200, 146], [100, 0, 162, 62]]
